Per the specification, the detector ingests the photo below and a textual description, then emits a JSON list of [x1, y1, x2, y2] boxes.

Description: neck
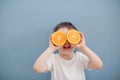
[[60, 52, 73, 60]]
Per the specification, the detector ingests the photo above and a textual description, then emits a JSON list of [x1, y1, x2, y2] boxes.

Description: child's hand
[[76, 32, 87, 50], [49, 35, 60, 52]]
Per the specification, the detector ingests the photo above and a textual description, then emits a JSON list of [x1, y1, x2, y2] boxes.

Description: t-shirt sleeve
[[46, 54, 54, 72], [77, 51, 90, 70]]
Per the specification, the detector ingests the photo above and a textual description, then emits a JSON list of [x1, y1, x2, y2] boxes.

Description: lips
[[63, 45, 71, 49], [62, 41, 71, 49]]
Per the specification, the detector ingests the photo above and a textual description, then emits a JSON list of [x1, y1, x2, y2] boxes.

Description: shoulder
[[75, 51, 88, 60], [49, 53, 58, 58], [76, 51, 84, 57], [48, 53, 59, 61]]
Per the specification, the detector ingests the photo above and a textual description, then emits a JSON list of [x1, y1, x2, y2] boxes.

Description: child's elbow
[[33, 66, 42, 73], [95, 61, 103, 69]]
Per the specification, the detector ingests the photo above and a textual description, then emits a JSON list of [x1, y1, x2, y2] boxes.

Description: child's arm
[[76, 32, 103, 69], [33, 37, 59, 73]]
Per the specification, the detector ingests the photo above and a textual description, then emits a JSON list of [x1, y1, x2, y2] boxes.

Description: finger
[[77, 32, 83, 42], [79, 32, 85, 41], [49, 34, 52, 41], [49, 35, 54, 45]]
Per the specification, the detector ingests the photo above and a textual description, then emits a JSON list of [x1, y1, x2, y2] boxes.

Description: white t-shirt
[[47, 51, 90, 80]]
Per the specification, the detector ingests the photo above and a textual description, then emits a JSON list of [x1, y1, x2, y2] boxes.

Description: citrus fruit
[[51, 31, 66, 46], [67, 29, 81, 44]]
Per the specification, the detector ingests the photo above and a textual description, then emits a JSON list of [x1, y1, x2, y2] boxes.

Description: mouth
[[63, 45, 71, 49]]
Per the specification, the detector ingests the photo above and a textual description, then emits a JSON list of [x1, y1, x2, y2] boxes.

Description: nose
[[64, 40, 70, 46]]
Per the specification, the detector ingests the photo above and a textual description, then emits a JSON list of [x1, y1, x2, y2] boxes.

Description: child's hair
[[53, 22, 78, 32]]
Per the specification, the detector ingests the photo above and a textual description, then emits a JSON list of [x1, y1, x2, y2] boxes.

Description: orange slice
[[51, 31, 66, 46], [67, 29, 81, 44]]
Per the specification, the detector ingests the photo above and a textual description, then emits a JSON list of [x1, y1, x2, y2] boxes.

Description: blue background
[[0, 0, 120, 80]]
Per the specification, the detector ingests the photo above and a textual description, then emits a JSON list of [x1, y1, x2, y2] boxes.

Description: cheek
[[71, 44, 76, 48], [71, 46, 75, 50]]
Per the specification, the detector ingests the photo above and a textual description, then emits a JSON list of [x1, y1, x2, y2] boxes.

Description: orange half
[[51, 31, 66, 46], [67, 29, 81, 44]]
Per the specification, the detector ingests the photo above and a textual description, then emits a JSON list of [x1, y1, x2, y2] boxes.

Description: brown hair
[[53, 22, 78, 32]]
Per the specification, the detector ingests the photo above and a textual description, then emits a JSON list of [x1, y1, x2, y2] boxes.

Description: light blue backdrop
[[0, 0, 120, 80]]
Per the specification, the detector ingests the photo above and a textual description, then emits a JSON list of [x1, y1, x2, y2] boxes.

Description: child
[[33, 22, 103, 80]]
